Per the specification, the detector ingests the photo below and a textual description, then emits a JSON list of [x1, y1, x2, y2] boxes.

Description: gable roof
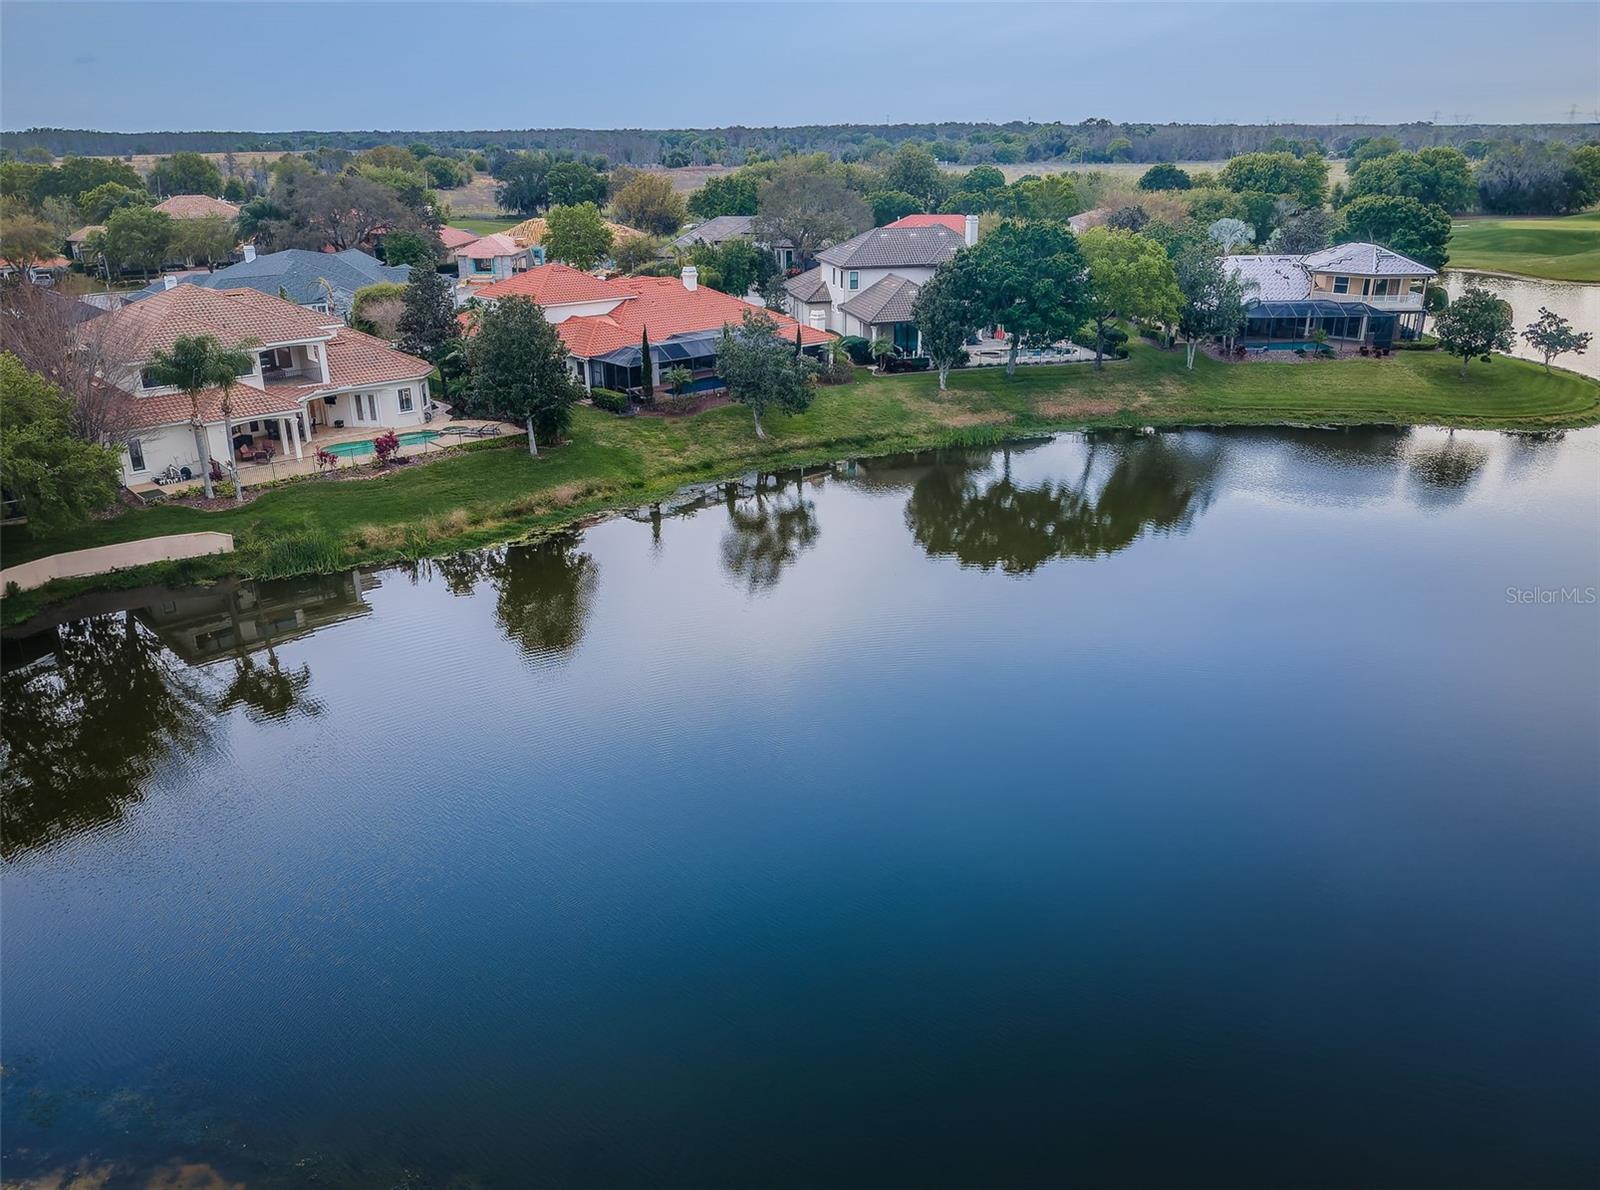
[[839, 273, 921, 325], [818, 225, 964, 269], [885, 213, 966, 233], [783, 268, 830, 304], [672, 215, 793, 251], [454, 233, 524, 259], [503, 216, 647, 249], [438, 226, 481, 250], [68, 224, 105, 243], [1300, 242, 1437, 277], [476, 262, 627, 307], [1221, 254, 1311, 301], [153, 194, 240, 220], [167, 248, 410, 310], [95, 285, 341, 359], [554, 274, 831, 359]]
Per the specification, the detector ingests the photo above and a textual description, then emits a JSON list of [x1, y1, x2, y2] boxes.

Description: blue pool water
[[324, 429, 440, 457]]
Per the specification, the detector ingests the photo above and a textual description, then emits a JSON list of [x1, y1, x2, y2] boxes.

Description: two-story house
[[93, 285, 433, 486], [783, 217, 976, 351], [451, 233, 536, 296], [1223, 242, 1435, 350]]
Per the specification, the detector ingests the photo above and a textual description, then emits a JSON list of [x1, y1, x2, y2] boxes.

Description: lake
[[3, 427, 1598, 1189], [1442, 269, 1600, 379]]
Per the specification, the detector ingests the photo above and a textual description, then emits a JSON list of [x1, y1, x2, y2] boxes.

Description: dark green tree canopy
[[686, 172, 759, 219], [1434, 285, 1515, 377], [1337, 194, 1452, 270], [1138, 163, 1193, 191], [0, 354, 122, 532], [149, 152, 224, 198], [466, 296, 582, 446]]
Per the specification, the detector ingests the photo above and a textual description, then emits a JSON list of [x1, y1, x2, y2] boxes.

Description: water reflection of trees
[[1, 613, 213, 856], [217, 648, 320, 722], [720, 475, 821, 592], [483, 534, 599, 661], [1406, 434, 1490, 508], [905, 436, 1222, 574]]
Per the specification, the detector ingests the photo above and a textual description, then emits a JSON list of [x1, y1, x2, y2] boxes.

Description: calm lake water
[[4, 428, 1598, 1189], [1442, 269, 1600, 379]]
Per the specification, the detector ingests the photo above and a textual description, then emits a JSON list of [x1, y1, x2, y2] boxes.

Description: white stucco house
[[783, 216, 976, 350], [91, 285, 433, 486]]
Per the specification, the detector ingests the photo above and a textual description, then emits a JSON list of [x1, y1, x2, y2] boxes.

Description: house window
[[127, 438, 146, 471], [258, 347, 292, 373], [398, 387, 413, 412], [1372, 279, 1389, 297], [848, 271, 859, 290], [140, 368, 162, 390], [473, 257, 494, 274], [1331, 276, 1349, 294]]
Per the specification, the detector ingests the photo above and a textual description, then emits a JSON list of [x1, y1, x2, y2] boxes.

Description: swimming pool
[[323, 430, 441, 458]]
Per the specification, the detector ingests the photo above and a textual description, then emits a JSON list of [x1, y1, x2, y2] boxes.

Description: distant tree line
[[5, 120, 1594, 168]]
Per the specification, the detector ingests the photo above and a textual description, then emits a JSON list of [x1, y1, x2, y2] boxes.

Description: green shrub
[[838, 336, 872, 365], [589, 387, 632, 414], [244, 524, 346, 580]]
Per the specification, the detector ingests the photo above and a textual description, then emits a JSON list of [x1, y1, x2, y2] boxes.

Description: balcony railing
[[1309, 290, 1425, 311]]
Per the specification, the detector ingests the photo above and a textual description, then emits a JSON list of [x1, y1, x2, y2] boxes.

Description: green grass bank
[[1449, 212, 1600, 282], [5, 344, 1598, 625]]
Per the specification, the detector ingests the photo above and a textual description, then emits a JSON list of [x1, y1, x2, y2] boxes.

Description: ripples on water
[[3, 428, 1598, 1189]]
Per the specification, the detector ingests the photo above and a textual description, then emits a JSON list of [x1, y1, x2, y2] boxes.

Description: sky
[[2, 1, 1597, 132]]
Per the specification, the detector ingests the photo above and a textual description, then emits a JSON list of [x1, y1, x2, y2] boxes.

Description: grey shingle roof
[[783, 269, 830, 304], [1300, 242, 1436, 277], [674, 214, 792, 250], [127, 249, 411, 314], [1221, 255, 1311, 301], [839, 274, 921, 325], [818, 225, 963, 269]]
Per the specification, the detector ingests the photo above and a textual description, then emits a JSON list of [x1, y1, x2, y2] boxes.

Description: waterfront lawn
[[4, 345, 1597, 619], [1449, 212, 1600, 282]]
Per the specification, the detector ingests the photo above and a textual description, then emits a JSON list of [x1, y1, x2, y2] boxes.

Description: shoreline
[[5, 348, 1598, 627]]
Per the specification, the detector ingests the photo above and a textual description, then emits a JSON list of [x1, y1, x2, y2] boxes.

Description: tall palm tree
[[143, 333, 258, 501]]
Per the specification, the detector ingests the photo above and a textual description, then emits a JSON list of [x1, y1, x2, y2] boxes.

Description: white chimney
[[681, 265, 698, 292], [162, 274, 177, 290], [964, 214, 979, 247], [243, 243, 257, 262]]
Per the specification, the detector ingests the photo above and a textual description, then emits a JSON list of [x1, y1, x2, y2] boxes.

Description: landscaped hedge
[[838, 336, 873, 365], [589, 387, 632, 414]]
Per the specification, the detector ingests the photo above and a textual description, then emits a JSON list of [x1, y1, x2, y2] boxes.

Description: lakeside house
[[1223, 242, 1436, 350], [783, 216, 976, 349], [472, 262, 832, 395], [124, 246, 411, 319], [673, 215, 796, 270], [92, 285, 433, 486]]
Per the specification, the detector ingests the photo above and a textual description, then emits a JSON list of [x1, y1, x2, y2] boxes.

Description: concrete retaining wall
[[1, 532, 234, 592]]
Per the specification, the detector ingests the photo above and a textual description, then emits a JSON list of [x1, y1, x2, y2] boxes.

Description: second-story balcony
[[1309, 290, 1426, 312]]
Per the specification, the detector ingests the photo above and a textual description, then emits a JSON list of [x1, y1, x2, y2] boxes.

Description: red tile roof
[[94, 286, 341, 358], [885, 213, 967, 232], [454, 233, 523, 259], [116, 323, 430, 429], [476, 262, 628, 307], [438, 226, 480, 250], [153, 195, 241, 220], [1, 255, 69, 270], [555, 274, 831, 359]]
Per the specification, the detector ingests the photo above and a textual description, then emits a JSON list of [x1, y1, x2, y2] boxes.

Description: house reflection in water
[[131, 570, 378, 666]]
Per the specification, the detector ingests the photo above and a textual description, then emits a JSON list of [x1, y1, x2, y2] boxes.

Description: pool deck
[[127, 418, 521, 495]]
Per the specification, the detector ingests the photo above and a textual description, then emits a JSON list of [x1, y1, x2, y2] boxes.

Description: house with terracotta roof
[[883, 213, 967, 233], [450, 233, 536, 292], [472, 262, 831, 396], [783, 216, 977, 350], [152, 195, 241, 221], [90, 286, 432, 486], [438, 226, 482, 253]]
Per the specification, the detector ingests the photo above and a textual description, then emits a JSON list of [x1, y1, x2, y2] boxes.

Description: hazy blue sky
[[3, 2, 1597, 131]]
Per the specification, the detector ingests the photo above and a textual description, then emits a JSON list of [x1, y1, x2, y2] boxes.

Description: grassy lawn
[[450, 216, 521, 236], [5, 344, 1597, 622], [1449, 212, 1600, 282]]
